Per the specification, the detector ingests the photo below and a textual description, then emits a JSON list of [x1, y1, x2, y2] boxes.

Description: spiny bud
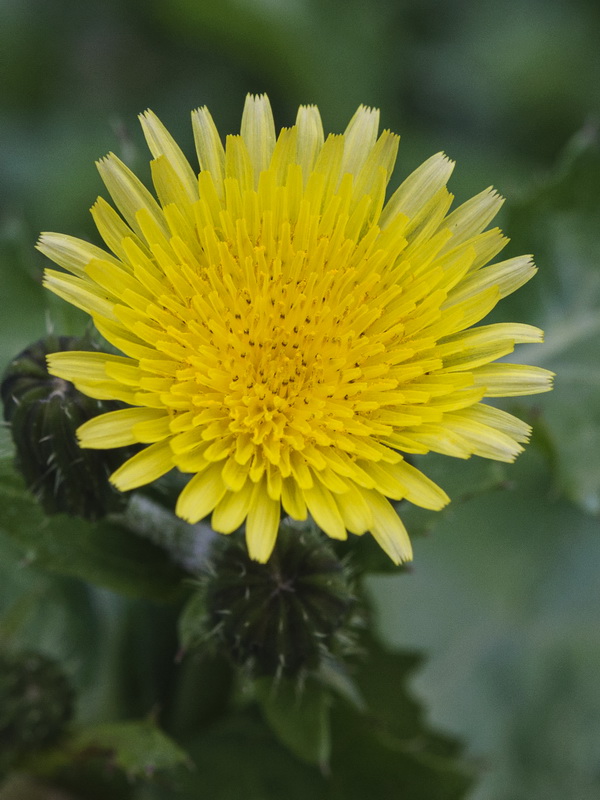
[[0, 651, 75, 771], [1, 335, 127, 520], [180, 523, 359, 678]]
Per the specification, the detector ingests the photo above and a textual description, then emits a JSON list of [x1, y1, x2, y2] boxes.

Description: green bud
[[180, 524, 359, 678], [1, 335, 127, 520], [0, 651, 75, 771]]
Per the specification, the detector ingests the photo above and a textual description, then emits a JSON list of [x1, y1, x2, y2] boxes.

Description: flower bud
[[181, 523, 359, 677], [1, 335, 127, 519], [0, 651, 75, 771]]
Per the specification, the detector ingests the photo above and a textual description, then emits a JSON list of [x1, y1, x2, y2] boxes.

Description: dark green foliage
[[0, 454, 187, 603]]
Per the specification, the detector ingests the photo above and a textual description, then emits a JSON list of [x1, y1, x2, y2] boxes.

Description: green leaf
[[162, 653, 234, 739], [255, 677, 331, 768], [368, 443, 600, 798], [352, 637, 440, 746], [72, 720, 190, 780], [159, 713, 327, 800], [329, 706, 473, 800], [0, 456, 186, 602], [316, 657, 365, 712], [502, 127, 600, 514]]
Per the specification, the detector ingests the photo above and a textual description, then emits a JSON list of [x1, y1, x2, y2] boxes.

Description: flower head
[[40, 94, 553, 563]]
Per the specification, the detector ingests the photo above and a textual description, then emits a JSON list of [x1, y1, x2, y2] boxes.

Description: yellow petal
[[132, 413, 172, 443], [383, 460, 449, 510], [110, 439, 173, 491], [241, 93, 276, 179], [441, 411, 525, 462], [212, 481, 254, 533], [295, 105, 324, 177], [43, 270, 117, 321], [175, 462, 227, 523], [90, 197, 148, 262], [303, 478, 347, 541], [442, 187, 504, 245], [473, 363, 555, 397], [281, 476, 308, 520], [192, 106, 226, 199], [48, 351, 136, 383], [381, 152, 454, 227], [366, 490, 413, 564], [245, 477, 280, 562], [334, 484, 373, 535], [96, 153, 167, 240], [139, 109, 198, 201], [78, 407, 168, 448], [448, 256, 537, 304], [341, 104, 379, 177], [37, 232, 120, 276]]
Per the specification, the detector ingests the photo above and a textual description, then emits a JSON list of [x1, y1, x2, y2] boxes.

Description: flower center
[[166, 223, 395, 475]]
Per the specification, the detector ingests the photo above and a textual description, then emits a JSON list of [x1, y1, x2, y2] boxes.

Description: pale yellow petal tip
[[354, 103, 380, 118], [384, 534, 414, 566], [486, 186, 505, 203], [174, 492, 198, 523], [75, 420, 94, 450], [35, 232, 55, 252], [437, 489, 452, 510], [245, 518, 278, 563], [95, 152, 113, 169], [242, 93, 274, 129], [44, 352, 62, 377], [436, 151, 456, 170], [109, 470, 130, 492], [138, 107, 155, 122], [245, 534, 277, 564], [297, 103, 319, 114], [76, 422, 103, 450], [41, 269, 63, 295], [380, 129, 401, 145], [544, 370, 556, 390], [175, 506, 196, 524], [524, 366, 555, 394], [245, 92, 270, 104]]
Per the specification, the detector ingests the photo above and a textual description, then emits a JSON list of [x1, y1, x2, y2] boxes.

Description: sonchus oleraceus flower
[[40, 95, 553, 564]]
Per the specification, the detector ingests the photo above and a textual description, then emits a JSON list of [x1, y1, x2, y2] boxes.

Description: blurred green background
[[1, 0, 599, 798]]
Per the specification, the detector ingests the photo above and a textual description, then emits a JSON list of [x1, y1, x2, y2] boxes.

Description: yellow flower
[[40, 95, 553, 564]]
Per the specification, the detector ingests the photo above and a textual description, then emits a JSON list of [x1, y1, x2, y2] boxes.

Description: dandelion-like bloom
[[40, 95, 553, 564]]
